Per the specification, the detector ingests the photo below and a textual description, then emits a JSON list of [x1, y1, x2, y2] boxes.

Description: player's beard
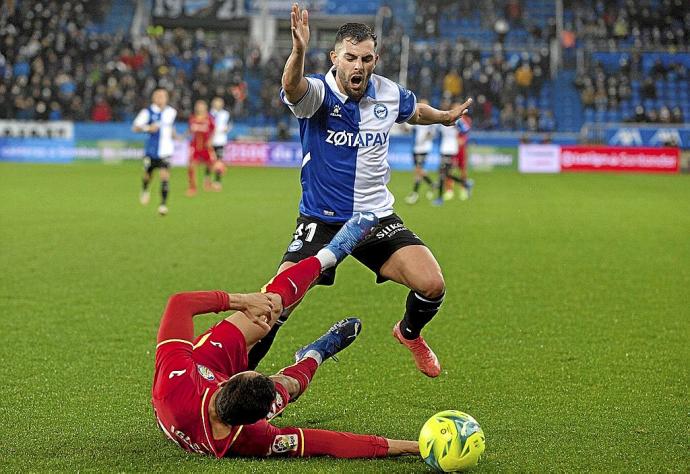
[[337, 68, 369, 101]]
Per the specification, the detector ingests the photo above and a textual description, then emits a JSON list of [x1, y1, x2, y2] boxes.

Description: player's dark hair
[[335, 23, 377, 49], [215, 373, 276, 426]]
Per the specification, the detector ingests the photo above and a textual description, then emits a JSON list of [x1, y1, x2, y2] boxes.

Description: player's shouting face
[[330, 24, 379, 101]]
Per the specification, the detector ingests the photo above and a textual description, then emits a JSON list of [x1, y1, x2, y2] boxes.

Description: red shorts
[[190, 149, 213, 164], [191, 320, 248, 376]]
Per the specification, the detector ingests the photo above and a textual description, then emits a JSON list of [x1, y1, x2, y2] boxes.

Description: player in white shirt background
[[245, 4, 473, 379], [210, 97, 231, 191], [132, 88, 177, 216], [404, 99, 438, 205], [434, 102, 473, 206]]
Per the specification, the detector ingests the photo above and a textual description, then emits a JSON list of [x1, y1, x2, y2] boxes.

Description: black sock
[[247, 317, 287, 370], [423, 175, 433, 185], [399, 290, 444, 339], [161, 180, 169, 205], [413, 180, 421, 193], [214, 170, 222, 183], [142, 177, 150, 191]]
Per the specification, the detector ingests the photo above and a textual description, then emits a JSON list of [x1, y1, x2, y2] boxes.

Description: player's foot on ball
[[392, 321, 441, 378], [324, 212, 378, 263], [295, 317, 362, 363], [443, 189, 455, 201], [431, 198, 443, 206], [405, 192, 419, 205], [140, 191, 150, 205], [186, 188, 197, 197], [158, 204, 168, 216]]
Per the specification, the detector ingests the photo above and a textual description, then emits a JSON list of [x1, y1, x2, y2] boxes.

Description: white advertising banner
[[518, 144, 561, 173]]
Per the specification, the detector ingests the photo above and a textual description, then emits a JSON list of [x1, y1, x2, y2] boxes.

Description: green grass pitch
[[0, 162, 688, 472]]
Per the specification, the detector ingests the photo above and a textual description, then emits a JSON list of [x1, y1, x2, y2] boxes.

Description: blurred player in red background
[[449, 114, 473, 201], [187, 100, 217, 196]]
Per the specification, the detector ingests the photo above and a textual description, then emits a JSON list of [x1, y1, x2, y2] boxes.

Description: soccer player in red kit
[[187, 100, 217, 196], [152, 212, 419, 459]]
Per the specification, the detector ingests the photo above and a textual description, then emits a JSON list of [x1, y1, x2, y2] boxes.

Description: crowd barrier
[[1, 121, 684, 174]]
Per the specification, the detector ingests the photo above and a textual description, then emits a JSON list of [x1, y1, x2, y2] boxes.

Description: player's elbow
[[167, 292, 192, 307]]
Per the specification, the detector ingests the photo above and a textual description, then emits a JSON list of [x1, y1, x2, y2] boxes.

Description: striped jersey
[[281, 67, 417, 223], [133, 105, 177, 159]]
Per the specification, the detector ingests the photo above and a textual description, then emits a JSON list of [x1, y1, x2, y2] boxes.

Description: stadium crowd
[[0, 0, 687, 128]]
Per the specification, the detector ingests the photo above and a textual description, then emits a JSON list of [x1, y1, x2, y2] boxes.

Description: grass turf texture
[[0, 162, 688, 473]]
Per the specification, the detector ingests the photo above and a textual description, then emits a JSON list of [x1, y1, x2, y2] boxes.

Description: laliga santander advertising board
[[560, 145, 680, 174], [518, 144, 680, 174]]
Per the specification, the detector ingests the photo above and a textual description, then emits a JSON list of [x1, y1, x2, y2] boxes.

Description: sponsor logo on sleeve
[[272, 434, 299, 454], [196, 364, 215, 381]]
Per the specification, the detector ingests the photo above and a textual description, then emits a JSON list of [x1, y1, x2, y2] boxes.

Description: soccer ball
[[419, 410, 485, 472]]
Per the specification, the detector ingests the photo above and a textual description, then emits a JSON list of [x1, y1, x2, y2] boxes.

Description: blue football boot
[[295, 318, 362, 363]]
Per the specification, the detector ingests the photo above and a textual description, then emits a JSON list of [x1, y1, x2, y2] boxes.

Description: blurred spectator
[[442, 71, 462, 99], [91, 98, 112, 122]]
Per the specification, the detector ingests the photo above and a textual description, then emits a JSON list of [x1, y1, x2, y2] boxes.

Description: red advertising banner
[[225, 142, 269, 167], [561, 146, 680, 173]]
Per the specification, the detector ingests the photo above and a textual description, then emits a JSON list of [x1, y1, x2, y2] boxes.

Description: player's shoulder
[[370, 73, 407, 100], [306, 72, 327, 82]]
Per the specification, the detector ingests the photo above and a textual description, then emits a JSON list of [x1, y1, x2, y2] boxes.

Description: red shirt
[[152, 292, 241, 457], [188, 114, 215, 152], [151, 291, 290, 458]]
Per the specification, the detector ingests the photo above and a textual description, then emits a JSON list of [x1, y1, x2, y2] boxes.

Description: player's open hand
[[290, 3, 310, 53], [442, 98, 473, 126], [240, 293, 275, 330]]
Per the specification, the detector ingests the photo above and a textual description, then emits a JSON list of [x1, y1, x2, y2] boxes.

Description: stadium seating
[[1, 0, 687, 130]]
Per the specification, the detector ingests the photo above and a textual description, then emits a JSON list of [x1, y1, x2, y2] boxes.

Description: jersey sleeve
[[157, 291, 231, 345], [280, 76, 326, 119], [133, 109, 149, 128], [396, 84, 418, 123]]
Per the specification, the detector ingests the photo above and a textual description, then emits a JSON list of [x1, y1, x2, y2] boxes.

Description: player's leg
[[406, 155, 424, 204], [187, 151, 198, 196], [351, 215, 444, 377], [434, 155, 451, 205], [247, 212, 379, 369], [213, 146, 224, 190], [158, 161, 170, 215], [140, 157, 153, 205], [203, 159, 213, 191], [384, 246, 444, 377]]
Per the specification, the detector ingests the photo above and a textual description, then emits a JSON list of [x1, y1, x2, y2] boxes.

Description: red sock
[[279, 356, 318, 399], [264, 256, 321, 309]]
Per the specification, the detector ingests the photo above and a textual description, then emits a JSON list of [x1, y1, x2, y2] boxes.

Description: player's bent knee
[[414, 273, 445, 300]]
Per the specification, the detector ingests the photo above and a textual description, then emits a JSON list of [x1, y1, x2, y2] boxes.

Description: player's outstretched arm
[[408, 98, 473, 126], [281, 3, 310, 103], [157, 291, 274, 343]]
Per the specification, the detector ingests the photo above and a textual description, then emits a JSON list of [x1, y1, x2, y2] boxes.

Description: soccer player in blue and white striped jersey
[[247, 4, 473, 378], [132, 88, 177, 215]]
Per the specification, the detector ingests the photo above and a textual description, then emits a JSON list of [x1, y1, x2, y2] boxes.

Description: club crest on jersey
[[287, 239, 303, 252], [272, 434, 298, 454], [330, 104, 342, 117], [374, 103, 388, 119], [196, 364, 215, 381], [325, 129, 389, 147]]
